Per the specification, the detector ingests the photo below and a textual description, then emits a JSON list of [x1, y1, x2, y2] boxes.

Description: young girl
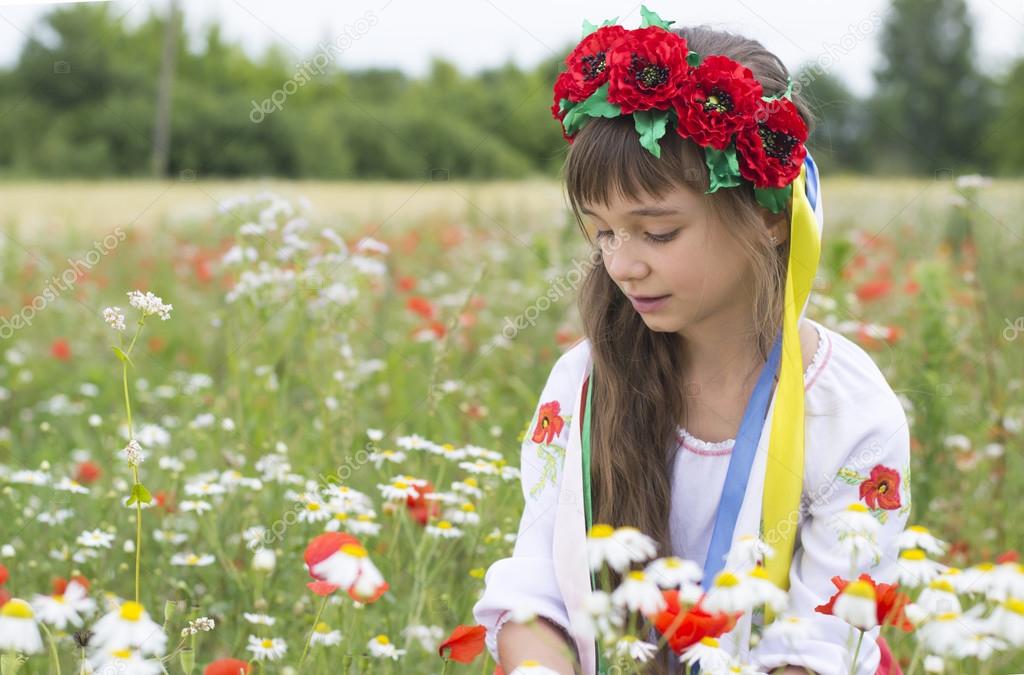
[[474, 12, 910, 675]]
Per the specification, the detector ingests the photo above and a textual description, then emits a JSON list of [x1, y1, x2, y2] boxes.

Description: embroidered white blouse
[[472, 317, 912, 675]]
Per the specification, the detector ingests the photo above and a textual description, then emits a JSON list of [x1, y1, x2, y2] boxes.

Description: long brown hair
[[562, 25, 816, 672]]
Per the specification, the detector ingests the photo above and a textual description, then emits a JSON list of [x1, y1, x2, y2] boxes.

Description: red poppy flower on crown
[[551, 5, 808, 213]]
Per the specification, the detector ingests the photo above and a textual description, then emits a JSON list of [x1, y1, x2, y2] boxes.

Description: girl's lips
[[627, 294, 670, 313]]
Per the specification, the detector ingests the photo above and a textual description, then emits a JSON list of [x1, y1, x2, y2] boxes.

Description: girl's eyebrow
[[580, 206, 681, 217]]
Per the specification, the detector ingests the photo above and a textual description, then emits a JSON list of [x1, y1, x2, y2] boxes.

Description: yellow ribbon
[[761, 163, 821, 618]]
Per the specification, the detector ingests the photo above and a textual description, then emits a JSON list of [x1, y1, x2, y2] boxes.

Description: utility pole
[[151, 0, 179, 178]]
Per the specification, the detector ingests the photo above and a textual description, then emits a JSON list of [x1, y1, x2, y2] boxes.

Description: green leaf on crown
[[633, 109, 669, 158], [754, 184, 793, 214], [686, 51, 702, 67], [582, 17, 620, 38], [558, 98, 574, 116], [703, 145, 742, 194], [562, 83, 622, 136], [639, 5, 675, 31]]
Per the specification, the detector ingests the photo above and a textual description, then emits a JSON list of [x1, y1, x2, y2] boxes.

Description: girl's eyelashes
[[595, 228, 681, 244]]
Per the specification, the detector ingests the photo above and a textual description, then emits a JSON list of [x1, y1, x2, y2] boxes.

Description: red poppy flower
[[438, 623, 486, 663], [646, 591, 740, 654], [562, 25, 628, 103], [855, 279, 893, 303], [0, 588, 9, 607], [859, 465, 902, 510], [50, 338, 72, 361], [605, 27, 691, 115], [673, 55, 763, 150], [735, 97, 808, 189], [307, 580, 339, 596], [406, 296, 436, 320], [531, 401, 565, 445], [0, 563, 8, 585], [815, 574, 913, 632], [52, 575, 90, 595], [204, 658, 251, 675], [74, 461, 102, 485], [406, 481, 441, 526], [552, 71, 579, 142]]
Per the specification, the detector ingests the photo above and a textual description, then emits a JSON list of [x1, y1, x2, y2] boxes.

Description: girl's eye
[[595, 229, 614, 240], [645, 229, 680, 244]]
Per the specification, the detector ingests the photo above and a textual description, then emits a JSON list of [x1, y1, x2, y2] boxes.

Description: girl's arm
[[749, 380, 912, 675], [472, 343, 591, 671], [498, 617, 580, 674]]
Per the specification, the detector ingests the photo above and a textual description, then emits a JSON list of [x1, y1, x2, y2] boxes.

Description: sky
[[0, 0, 1021, 96]]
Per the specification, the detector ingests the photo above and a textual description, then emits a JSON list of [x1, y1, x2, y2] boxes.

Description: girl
[[474, 12, 910, 675]]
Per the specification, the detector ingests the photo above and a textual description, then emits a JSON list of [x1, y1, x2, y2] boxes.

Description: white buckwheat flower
[[103, 307, 126, 332], [127, 290, 173, 320], [122, 439, 145, 467]]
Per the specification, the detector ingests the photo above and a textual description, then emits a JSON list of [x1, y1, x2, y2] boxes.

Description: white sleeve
[[750, 393, 912, 675], [472, 345, 586, 664]]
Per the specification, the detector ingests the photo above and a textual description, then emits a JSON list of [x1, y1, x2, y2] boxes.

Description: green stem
[[298, 594, 330, 670], [847, 630, 865, 675], [133, 464, 142, 604], [39, 622, 62, 675]]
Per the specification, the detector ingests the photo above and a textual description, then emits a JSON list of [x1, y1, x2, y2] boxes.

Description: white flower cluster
[[127, 290, 173, 320], [122, 439, 145, 467], [102, 306, 126, 331], [181, 616, 216, 636]]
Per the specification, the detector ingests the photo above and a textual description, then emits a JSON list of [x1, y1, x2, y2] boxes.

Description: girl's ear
[[764, 207, 789, 245]]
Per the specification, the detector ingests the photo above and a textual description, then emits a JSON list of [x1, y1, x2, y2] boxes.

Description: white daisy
[[77, 529, 116, 548], [368, 449, 407, 468], [645, 556, 702, 589], [831, 503, 881, 538], [915, 579, 962, 617], [587, 524, 657, 573], [457, 459, 499, 475], [446, 502, 481, 525], [311, 541, 387, 601], [761, 615, 815, 644], [724, 535, 775, 572], [896, 549, 947, 587], [401, 624, 444, 652], [30, 580, 96, 630], [680, 636, 731, 674], [614, 635, 657, 663], [310, 622, 342, 646], [366, 634, 406, 660], [246, 635, 287, 661], [53, 477, 89, 494], [897, 526, 948, 556], [923, 655, 944, 673], [702, 571, 755, 614], [170, 552, 215, 567], [377, 480, 421, 502], [986, 597, 1024, 646], [425, 520, 464, 539], [569, 590, 623, 641], [0, 599, 44, 654], [832, 579, 878, 630], [179, 500, 213, 514], [986, 562, 1024, 602], [917, 612, 973, 657], [509, 662, 560, 674], [89, 601, 167, 656], [88, 648, 163, 675], [610, 570, 666, 615], [243, 612, 276, 626], [745, 567, 788, 612]]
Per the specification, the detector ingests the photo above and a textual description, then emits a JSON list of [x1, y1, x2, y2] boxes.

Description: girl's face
[[582, 183, 764, 333]]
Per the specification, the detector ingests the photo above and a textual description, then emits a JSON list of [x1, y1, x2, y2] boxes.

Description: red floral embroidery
[[531, 400, 565, 444], [859, 464, 902, 510]]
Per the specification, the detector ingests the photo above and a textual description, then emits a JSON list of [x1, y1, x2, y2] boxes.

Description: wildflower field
[[1, 176, 1023, 674]]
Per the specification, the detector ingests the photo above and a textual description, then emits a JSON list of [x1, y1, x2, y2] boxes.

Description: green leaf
[[127, 482, 152, 505], [703, 145, 742, 193], [754, 185, 793, 214], [581, 17, 619, 38], [686, 51, 702, 67], [640, 5, 675, 30], [836, 468, 866, 485], [633, 109, 669, 158], [112, 345, 134, 367], [557, 98, 574, 116], [562, 83, 622, 136]]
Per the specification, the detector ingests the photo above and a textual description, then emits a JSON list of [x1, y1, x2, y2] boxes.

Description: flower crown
[[551, 6, 808, 214]]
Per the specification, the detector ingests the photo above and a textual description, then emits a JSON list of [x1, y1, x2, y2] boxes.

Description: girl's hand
[[771, 668, 817, 675]]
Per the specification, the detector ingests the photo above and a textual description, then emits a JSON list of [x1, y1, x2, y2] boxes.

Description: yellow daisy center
[[306, 502, 321, 511], [521, 660, 540, 667], [461, 503, 476, 512], [341, 543, 367, 558], [627, 571, 646, 582], [393, 481, 408, 490], [846, 503, 869, 513], [908, 525, 930, 533], [437, 520, 452, 529], [900, 549, 926, 561], [699, 637, 720, 648], [375, 635, 390, 645], [112, 649, 132, 659], [714, 572, 740, 588], [465, 478, 478, 487], [1003, 598, 1024, 616], [315, 622, 331, 633], [261, 639, 273, 649], [589, 524, 614, 539], [935, 612, 959, 622], [843, 580, 877, 601], [334, 513, 348, 520], [0, 599, 33, 619], [928, 579, 955, 593], [749, 567, 770, 581], [120, 601, 144, 622]]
